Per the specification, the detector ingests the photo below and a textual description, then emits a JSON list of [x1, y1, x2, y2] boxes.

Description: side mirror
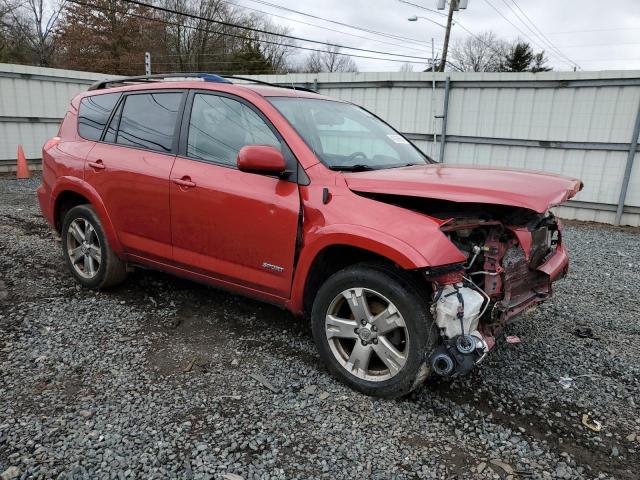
[[237, 145, 286, 175]]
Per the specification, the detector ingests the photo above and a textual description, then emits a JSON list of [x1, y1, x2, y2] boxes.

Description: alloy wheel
[[66, 218, 101, 279], [325, 287, 409, 382]]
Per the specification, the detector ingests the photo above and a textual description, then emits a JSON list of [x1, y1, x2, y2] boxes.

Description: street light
[[407, 15, 447, 29]]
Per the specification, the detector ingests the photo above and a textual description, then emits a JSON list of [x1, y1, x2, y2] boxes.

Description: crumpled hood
[[344, 164, 583, 213]]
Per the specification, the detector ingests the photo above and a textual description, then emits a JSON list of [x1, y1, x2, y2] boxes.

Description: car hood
[[343, 164, 583, 213]]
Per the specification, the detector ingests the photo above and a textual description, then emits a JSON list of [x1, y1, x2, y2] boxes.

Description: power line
[[238, 0, 432, 46], [555, 41, 640, 48], [66, 0, 433, 66], [222, 0, 434, 53], [504, 0, 581, 70], [545, 26, 640, 35], [397, 0, 448, 18], [482, 0, 578, 69], [112, 0, 431, 61]]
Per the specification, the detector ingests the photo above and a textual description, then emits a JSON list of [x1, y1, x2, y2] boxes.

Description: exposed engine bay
[[353, 192, 571, 378], [422, 202, 565, 378]]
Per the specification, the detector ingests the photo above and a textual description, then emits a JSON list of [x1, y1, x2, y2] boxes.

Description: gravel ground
[[1, 173, 639, 480]]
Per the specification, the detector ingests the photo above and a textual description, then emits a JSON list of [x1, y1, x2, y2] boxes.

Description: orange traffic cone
[[16, 144, 31, 179]]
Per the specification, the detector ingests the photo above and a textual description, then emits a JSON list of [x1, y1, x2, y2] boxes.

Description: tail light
[[43, 136, 61, 152]]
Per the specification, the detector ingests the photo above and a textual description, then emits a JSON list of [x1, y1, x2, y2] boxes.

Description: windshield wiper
[[387, 162, 422, 169], [329, 164, 375, 172]]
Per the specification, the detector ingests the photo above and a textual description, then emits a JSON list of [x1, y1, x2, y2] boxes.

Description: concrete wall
[[1, 64, 638, 225]]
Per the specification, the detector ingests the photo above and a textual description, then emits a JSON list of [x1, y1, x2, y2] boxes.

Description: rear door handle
[[172, 177, 196, 188], [88, 160, 105, 170]]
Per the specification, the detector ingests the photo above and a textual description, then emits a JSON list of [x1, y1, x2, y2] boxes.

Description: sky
[[234, 0, 640, 72]]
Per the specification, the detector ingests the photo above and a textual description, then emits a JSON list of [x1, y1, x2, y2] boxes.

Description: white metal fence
[[0, 64, 111, 171], [1, 64, 639, 226], [252, 71, 640, 227]]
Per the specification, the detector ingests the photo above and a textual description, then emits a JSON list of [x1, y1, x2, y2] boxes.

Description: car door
[[170, 91, 301, 299], [84, 90, 185, 262]]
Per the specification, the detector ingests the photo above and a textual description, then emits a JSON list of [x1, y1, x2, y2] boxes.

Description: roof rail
[[222, 75, 318, 93], [87, 73, 231, 91], [87, 72, 319, 94]]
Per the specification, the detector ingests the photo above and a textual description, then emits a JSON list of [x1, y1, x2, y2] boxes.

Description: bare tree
[[0, 0, 25, 61], [158, 0, 295, 74], [302, 45, 358, 73], [251, 15, 295, 73], [448, 31, 508, 72], [398, 62, 413, 72], [6, 0, 65, 66]]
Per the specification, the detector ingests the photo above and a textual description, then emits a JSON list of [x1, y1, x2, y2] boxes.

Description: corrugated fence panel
[[0, 64, 112, 162], [1, 66, 639, 225], [0, 122, 60, 161], [252, 71, 640, 226]]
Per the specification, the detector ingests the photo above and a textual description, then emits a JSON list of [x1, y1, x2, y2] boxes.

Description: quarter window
[[116, 93, 182, 153], [78, 93, 121, 141], [187, 94, 280, 166]]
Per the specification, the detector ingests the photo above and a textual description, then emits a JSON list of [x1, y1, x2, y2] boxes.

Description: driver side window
[[187, 94, 280, 167]]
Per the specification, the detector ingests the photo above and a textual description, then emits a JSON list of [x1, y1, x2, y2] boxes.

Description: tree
[[251, 16, 295, 74], [1, 0, 64, 66], [502, 41, 551, 72], [0, 0, 31, 63], [302, 45, 357, 73], [24, 0, 63, 65], [398, 62, 413, 72], [449, 31, 509, 72], [530, 51, 552, 73], [1, 0, 297, 74], [157, 0, 294, 74], [55, 0, 166, 74], [225, 39, 273, 74]]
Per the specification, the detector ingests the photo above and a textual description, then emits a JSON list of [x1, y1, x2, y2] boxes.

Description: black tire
[[61, 204, 127, 289], [311, 263, 437, 398]]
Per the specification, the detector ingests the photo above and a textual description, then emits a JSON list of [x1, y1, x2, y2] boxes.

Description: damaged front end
[[423, 205, 569, 378]]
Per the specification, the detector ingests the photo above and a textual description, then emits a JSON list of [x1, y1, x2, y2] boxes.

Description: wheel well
[[302, 245, 425, 317], [54, 191, 90, 232]]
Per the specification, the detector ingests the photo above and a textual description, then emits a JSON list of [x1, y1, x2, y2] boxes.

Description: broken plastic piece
[[505, 335, 521, 344], [559, 377, 573, 389], [582, 414, 603, 432]]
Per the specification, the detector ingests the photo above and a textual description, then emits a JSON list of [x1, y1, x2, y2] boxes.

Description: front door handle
[[88, 160, 105, 170], [172, 176, 196, 188]]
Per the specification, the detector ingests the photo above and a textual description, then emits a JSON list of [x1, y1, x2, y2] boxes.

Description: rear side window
[[116, 93, 182, 153], [78, 93, 121, 141]]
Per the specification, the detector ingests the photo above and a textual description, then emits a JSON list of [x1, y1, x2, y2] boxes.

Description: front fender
[[286, 185, 467, 314], [51, 177, 124, 256], [287, 224, 465, 315]]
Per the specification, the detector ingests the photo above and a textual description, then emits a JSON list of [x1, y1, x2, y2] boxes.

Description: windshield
[[268, 97, 430, 170]]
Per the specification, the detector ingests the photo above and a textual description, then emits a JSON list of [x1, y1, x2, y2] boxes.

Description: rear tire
[[311, 263, 437, 398], [61, 205, 127, 289]]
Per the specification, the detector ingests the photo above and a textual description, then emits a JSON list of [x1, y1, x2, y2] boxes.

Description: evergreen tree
[[502, 41, 551, 72]]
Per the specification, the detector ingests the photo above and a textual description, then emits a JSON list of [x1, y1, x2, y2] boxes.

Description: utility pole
[[144, 52, 151, 77], [431, 38, 437, 156], [438, 0, 457, 72]]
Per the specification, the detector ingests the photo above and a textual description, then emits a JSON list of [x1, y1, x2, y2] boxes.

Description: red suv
[[38, 74, 582, 398]]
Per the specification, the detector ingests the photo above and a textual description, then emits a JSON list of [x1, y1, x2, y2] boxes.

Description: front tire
[[311, 264, 437, 398], [61, 205, 127, 289]]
